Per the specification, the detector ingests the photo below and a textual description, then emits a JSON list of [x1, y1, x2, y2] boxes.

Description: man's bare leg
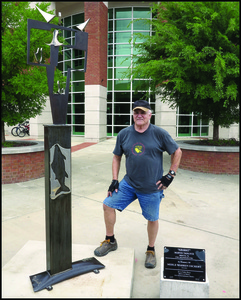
[[145, 220, 159, 268], [103, 204, 116, 236], [147, 220, 159, 247], [94, 204, 117, 256]]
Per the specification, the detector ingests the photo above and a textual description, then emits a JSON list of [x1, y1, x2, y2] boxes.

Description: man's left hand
[[156, 173, 174, 190]]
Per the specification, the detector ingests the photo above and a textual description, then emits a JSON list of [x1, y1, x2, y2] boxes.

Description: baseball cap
[[133, 100, 151, 112]]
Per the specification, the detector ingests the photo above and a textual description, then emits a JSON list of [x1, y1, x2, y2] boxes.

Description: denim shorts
[[103, 179, 164, 221]]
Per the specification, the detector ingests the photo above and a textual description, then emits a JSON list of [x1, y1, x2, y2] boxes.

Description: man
[[94, 100, 182, 268]]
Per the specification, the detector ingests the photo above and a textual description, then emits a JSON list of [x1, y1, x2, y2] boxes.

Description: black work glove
[[108, 180, 119, 192], [159, 173, 174, 188]]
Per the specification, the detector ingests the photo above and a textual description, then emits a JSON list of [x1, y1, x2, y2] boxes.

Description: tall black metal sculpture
[[27, 7, 104, 292]]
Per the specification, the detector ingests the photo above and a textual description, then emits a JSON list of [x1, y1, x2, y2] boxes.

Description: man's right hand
[[108, 180, 119, 197]]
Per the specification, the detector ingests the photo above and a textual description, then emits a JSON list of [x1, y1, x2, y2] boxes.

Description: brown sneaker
[[94, 239, 118, 257], [145, 250, 156, 268]]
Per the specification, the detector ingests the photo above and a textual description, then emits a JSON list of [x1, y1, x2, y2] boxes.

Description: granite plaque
[[163, 246, 206, 282]]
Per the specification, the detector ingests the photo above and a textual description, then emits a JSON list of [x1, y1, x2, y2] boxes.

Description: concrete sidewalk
[[2, 136, 239, 298]]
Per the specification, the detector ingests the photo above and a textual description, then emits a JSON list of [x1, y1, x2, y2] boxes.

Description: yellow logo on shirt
[[135, 145, 143, 153], [132, 142, 145, 156]]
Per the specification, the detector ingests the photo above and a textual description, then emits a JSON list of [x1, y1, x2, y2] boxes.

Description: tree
[[2, 2, 65, 143], [128, 2, 239, 140]]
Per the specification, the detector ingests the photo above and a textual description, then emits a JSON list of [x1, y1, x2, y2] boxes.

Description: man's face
[[133, 109, 152, 127]]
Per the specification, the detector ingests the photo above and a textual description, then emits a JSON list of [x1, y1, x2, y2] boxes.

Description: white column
[[155, 95, 177, 139], [30, 97, 52, 138], [85, 85, 107, 142]]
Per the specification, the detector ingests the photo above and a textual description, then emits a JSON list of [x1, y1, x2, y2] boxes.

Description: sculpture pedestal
[[44, 125, 72, 274], [28, 126, 105, 292]]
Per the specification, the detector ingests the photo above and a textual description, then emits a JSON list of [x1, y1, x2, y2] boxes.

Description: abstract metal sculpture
[[27, 6, 104, 292], [27, 9, 89, 124]]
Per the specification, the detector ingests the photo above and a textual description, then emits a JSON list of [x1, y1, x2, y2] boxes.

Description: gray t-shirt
[[113, 124, 179, 194]]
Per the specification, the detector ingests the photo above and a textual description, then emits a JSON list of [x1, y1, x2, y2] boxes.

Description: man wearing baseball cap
[[94, 100, 182, 268]]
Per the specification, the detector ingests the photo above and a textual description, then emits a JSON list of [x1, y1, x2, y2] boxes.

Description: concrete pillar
[[155, 95, 177, 139], [29, 97, 52, 138], [85, 85, 107, 142], [84, 2, 108, 142]]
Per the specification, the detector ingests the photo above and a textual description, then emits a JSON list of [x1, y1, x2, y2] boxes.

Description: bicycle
[[11, 121, 30, 137]]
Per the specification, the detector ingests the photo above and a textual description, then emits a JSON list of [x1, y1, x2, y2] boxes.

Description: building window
[[58, 12, 85, 135], [176, 108, 209, 137], [107, 6, 155, 136]]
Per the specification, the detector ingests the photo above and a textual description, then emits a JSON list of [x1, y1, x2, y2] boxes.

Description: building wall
[[56, 2, 84, 17], [84, 2, 108, 87], [84, 1, 108, 142], [108, 2, 152, 8], [209, 123, 239, 140], [6, 1, 238, 141]]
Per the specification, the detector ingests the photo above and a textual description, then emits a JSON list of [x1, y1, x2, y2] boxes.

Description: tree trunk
[[2, 121, 6, 144], [213, 121, 219, 141]]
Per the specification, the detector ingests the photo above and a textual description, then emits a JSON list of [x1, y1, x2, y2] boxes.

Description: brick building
[[13, 1, 239, 142]]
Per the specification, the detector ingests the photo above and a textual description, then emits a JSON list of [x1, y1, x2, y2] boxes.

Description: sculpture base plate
[[30, 257, 105, 292], [2, 241, 134, 298]]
